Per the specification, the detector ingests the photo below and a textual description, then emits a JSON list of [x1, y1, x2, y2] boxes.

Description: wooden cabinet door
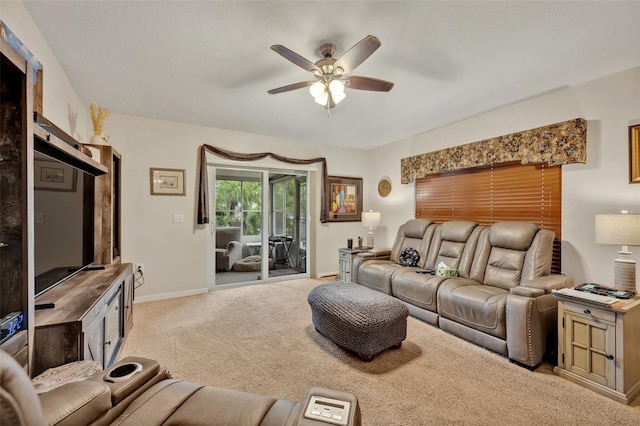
[[565, 312, 616, 388], [84, 317, 105, 367]]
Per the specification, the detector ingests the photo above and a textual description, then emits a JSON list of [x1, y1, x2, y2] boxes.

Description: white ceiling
[[22, 1, 640, 150]]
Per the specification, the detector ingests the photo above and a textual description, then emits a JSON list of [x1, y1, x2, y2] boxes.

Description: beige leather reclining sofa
[[352, 219, 573, 368], [0, 350, 361, 426]]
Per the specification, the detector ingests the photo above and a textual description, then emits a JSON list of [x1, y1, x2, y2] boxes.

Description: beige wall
[[5, 1, 639, 300], [109, 114, 370, 300]]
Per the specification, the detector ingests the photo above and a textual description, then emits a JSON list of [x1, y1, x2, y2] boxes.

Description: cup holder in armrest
[[104, 362, 143, 383]]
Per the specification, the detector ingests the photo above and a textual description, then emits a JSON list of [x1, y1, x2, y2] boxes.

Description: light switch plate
[[173, 214, 184, 223]]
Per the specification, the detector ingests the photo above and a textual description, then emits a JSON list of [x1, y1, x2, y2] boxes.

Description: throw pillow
[[399, 247, 420, 267]]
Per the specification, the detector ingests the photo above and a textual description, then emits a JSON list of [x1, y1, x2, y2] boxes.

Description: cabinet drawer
[[339, 251, 352, 261], [564, 301, 616, 323]]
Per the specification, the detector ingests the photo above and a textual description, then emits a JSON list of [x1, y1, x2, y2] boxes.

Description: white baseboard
[[134, 288, 208, 304]]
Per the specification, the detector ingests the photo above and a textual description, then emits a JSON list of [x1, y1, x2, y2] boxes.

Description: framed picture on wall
[[630, 124, 640, 184], [34, 159, 77, 192], [327, 175, 363, 222], [150, 167, 186, 196]]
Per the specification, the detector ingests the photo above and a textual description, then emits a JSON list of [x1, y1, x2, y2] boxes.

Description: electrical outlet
[[136, 264, 144, 275]]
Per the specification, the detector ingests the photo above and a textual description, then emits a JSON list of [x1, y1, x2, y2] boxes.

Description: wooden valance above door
[[400, 118, 586, 184]]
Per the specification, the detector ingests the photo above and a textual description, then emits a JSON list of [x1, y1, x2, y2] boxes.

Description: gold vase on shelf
[[90, 103, 110, 145]]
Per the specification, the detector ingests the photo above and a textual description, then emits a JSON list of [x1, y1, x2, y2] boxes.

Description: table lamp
[[362, 210, 381, 248], [595, 211, 640, 291]]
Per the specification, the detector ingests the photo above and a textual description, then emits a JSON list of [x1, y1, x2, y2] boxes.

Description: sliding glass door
[[213, 168, 263, 285], [210, 165, 308, 287]]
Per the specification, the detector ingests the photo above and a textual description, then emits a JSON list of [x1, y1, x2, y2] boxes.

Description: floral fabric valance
[[400, 118, 586, 184]]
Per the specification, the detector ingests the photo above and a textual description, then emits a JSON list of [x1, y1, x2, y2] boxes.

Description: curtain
[[197, 145, 329, 224]]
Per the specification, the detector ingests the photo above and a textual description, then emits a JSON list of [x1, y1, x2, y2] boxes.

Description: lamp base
[[613, 252, 636, 292], [367, 230, 375, 249]]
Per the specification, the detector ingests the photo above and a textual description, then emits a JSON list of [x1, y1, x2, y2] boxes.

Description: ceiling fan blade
[[347, 76, 394, 92], [267, 81, 313, 94], [334, 35, 381, 74], [271, 45, 320, 73]]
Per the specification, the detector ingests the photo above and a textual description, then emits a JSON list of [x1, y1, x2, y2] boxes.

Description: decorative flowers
[[90, 103, 110, 136]]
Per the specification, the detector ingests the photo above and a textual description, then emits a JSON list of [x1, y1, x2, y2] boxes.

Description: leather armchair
[[0, 350, 361, 426]]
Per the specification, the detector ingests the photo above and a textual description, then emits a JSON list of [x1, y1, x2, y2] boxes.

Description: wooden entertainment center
[[33, 264, 133, 376], [0, 37, 132, 377]]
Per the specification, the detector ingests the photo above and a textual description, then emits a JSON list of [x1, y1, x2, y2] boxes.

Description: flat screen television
[[33, 149, 95, 297]]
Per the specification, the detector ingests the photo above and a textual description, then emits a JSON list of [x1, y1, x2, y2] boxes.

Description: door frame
[[207, 159, 314, 289]]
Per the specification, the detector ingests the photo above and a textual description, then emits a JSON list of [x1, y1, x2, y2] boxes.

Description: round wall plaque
[[377, 178, 392, 197]]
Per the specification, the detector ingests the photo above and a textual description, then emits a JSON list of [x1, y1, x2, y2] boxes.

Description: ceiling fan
[[267, 35, 394, 114]]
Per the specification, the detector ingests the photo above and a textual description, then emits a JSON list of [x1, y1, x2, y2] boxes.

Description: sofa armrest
[[519, 274, 574, 294], [39, 380, 111, 426], [95, 356, 165, 405], [357, 249, 391, 259], [510, 286, 545, 298]]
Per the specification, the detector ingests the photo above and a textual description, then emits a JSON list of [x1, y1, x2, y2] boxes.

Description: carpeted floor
[[120, 278, 640, 425]]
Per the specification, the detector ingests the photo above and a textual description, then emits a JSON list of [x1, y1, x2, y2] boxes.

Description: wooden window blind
[[415, 162, 562, 273]]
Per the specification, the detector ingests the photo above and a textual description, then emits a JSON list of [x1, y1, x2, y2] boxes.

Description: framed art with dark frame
[[150, 167, 186, 196], [630, 124, 640, 184], [327, 175, 363, 222], [34, 159, 77, 192]]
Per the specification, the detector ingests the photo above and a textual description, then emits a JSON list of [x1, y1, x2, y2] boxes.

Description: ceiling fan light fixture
[[329, 79, 345, 96], [332, 91, 346, 104], [314, 92, 329, 106], [269, 35, 393, 113], [309, 81, 325, 98]]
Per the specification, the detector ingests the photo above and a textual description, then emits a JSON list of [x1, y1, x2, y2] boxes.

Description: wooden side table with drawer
[[338, 248, 367, 282], [553, 293, 640, 404]]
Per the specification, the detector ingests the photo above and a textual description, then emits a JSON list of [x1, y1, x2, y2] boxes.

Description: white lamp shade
[[595, 214, 640, 246], [361, 211, 381, 227]]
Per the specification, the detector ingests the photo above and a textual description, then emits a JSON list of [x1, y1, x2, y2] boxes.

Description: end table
[[338, 248, 368, 282]]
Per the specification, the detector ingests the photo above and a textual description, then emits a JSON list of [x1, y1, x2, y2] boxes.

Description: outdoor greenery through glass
[[215, 179, 261, 235], [215, 176, 306, 244], [272, 178, 298, 237]]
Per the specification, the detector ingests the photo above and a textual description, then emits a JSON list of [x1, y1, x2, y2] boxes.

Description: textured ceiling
[[22, 1, 640, 150]]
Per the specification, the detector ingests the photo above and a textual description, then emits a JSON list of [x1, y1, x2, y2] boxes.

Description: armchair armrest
[[39, 380, 111, 426], [518, 274, 574, 295]]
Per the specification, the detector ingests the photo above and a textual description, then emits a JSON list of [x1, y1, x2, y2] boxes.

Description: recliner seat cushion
[[357, 261, 402, 294], [391, 270, 448, 312], [437, 279, 509, 339], [113, 379, 293, 426]]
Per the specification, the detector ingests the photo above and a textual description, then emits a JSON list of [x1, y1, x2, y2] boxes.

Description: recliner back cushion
[[483, 222, 541, 290], [483, 247, 527, 289], [390, 219, 432, 265], [432, 221, 479, 275]]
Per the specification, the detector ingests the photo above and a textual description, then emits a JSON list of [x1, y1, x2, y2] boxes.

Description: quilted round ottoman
[[308, 282, 409, 361]]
